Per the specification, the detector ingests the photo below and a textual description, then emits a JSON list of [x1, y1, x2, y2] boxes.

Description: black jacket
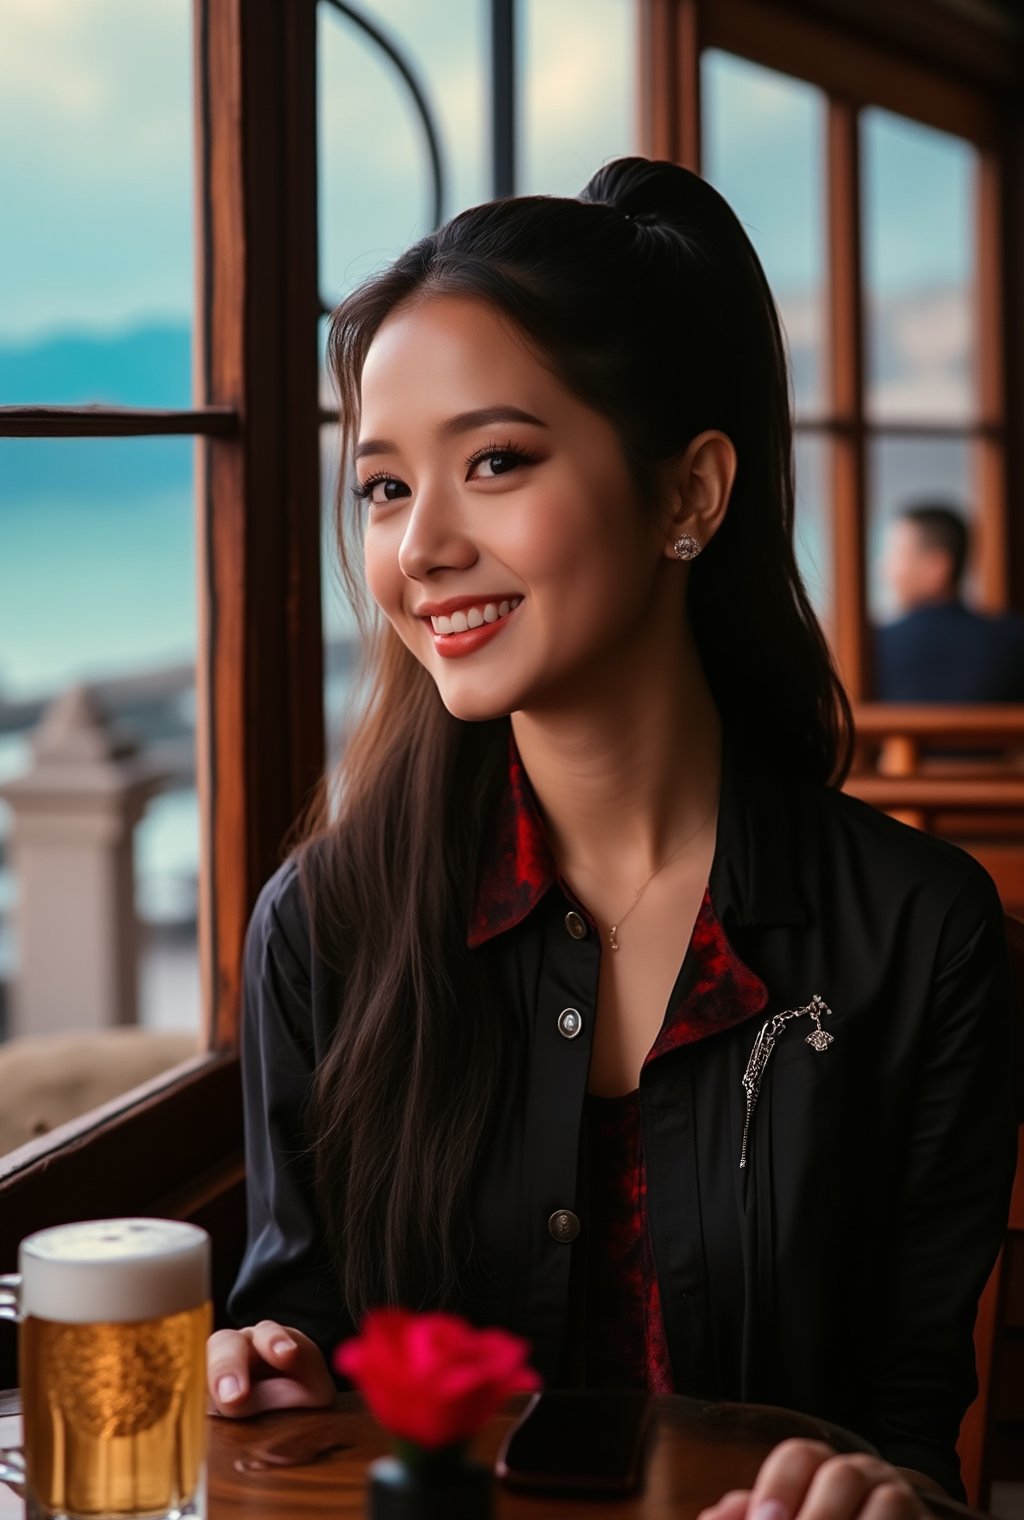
[[228, 728, 1017, 1499]]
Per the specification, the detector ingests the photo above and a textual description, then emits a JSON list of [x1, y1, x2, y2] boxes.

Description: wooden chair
[[957, 912, 1024, 1509]]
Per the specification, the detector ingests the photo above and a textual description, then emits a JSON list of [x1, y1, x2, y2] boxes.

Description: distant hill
[[0, 324, 194, 501], [0, 323, 191, 408]]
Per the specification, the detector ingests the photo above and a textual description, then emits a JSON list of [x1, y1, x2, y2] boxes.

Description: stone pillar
[[0, 685, 166, 1036]]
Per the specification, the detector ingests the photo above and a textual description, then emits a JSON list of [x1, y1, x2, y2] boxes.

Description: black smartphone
[[495, 1388, 654, 1496]]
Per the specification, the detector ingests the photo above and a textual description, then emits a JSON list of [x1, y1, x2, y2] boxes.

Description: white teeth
[[429, 598, 522, 635]]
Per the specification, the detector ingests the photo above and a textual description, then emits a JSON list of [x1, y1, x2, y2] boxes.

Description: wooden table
[[0, 1391, 990, 1519]]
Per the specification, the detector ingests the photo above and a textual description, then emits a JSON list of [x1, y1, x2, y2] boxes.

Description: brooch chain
[[738, 993, 834, 1169]]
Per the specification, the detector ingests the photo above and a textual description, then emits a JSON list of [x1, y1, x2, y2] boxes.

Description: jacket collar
[[467, 723, 813, 948]]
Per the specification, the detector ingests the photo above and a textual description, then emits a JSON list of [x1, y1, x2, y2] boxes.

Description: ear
[[656, 430, 737, 560]]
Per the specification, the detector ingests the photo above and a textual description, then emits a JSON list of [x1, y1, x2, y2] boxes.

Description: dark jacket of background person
[[228, 726, 1017, 1500], [874, 598, 1024, 703]]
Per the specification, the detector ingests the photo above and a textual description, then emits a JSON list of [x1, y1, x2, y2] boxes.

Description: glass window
[[0, 1, 193, 407], [867, 435, 974, 625], [861, 109, 977, 424], [321, 420, 361, 772], [0, 437, 199, 1156], [518, 0, 637, 194], [702, 50, 827, 422], [318, 0, 490, 303], [794, 433, 833, 639]]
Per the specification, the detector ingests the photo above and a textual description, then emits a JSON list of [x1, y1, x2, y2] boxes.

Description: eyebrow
[[354, 405, 549, 462]]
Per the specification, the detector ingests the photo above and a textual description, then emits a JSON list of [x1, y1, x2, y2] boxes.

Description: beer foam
[[20, 1218, 209, 1324]]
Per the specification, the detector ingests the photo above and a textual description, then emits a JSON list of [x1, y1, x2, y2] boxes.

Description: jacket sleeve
[[861, 863, 1017, 1498], [226, 860, 356, 1368]]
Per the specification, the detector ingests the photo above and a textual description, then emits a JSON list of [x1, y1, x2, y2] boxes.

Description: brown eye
[[352, 473, 406, 505]]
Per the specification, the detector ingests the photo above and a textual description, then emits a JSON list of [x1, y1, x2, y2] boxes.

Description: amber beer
[[17, 1219, 211, 1520]]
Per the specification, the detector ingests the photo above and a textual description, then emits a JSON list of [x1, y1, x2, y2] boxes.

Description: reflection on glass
[[0, 1, 193, 404], [519, 0, 636, 194], [867, 436, 973, 626], [794, 432, 833, 639], [0, 439, 199, 1117], [862, 110, 976, 423], [318, 0, 489, 304], [702, 50, 826, 419]]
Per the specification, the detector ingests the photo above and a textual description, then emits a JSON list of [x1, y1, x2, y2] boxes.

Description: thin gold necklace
[[606, 803, 718, 951]]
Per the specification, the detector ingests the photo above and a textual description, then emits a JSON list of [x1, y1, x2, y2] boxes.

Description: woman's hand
[[698, 1439, 937, 1520], [206, 1320, 336, 1418]]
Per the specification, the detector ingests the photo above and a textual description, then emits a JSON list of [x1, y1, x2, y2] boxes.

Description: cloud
[[0, 0, 193, 340]]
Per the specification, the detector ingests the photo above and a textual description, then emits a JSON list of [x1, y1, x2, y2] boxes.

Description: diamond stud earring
[[672, 535, 702, 560]]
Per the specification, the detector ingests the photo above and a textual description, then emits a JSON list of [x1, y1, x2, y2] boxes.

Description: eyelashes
[[351, 438, 541, 504]]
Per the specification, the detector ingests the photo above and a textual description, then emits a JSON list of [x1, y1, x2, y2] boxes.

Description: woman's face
[[357, 292, 675, 722]]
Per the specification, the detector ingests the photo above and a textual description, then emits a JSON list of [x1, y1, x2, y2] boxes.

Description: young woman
[[206, 156, 1017, 1516]]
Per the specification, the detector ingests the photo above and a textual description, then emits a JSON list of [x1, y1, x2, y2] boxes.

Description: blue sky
[[1, 0, 973, 346]]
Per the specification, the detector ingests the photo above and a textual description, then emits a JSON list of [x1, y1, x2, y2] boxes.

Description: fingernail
[[272, 1336, 296, 1355], [217, 1375, 241, 1402], [752, 1502, 789, 1520]]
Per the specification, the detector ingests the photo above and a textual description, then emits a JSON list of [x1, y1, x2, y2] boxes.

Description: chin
[[435, 685, 517, 724]]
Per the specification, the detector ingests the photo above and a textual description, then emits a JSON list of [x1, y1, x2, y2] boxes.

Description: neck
[[510, 628, 722, 885]]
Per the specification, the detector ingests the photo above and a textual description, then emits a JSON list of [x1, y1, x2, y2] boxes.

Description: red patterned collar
[[467, 731, 556, 949]]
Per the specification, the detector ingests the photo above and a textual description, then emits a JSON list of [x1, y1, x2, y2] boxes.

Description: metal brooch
[[739, 993, 834, 1169]]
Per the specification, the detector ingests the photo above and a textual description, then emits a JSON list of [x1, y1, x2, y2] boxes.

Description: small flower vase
[[368, 1439, 493, 1520]]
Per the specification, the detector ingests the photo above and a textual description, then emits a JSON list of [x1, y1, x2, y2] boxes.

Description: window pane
[[519, 0, 636, 193], [862, 110, 977, 423], [0, 438, 199, 1156], [867, 435, 974, 628], [318, 0, 490, 304], [0, 1, 193, 406], [321, 422, 361, 771], [702, 50, 827, 420], [794, 431, 834, 640]]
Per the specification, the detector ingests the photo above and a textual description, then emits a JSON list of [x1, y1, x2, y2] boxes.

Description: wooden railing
[[846, 706, 1024, 916], [852, 703, 1024, 775]]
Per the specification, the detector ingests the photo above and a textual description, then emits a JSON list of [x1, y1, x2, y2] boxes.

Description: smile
[[428, 597, 521, 635], [424, 597, 523, 659]]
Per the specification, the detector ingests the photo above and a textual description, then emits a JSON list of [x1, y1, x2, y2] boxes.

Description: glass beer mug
[[0, 1218, 211, 1520]]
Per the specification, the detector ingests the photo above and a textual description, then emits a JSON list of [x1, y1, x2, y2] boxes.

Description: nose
[[397, 489, 479, 582]]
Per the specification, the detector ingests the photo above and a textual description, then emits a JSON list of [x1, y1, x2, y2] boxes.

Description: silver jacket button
[[564, 911, 587, 940], [548, 1209, 580, 1243], [557, 1007, 582, 1039]]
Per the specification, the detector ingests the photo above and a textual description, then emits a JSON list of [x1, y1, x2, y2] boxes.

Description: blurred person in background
[[874, 501, 1024, 703]]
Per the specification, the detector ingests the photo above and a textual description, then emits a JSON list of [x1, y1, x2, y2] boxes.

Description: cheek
[[362, 525, 400, 612], [508, 479, 640, 586]]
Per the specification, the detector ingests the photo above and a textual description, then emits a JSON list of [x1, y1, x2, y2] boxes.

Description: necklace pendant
[[609, 925, 620, 951]]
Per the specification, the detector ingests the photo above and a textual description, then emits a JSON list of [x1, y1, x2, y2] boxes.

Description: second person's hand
[[207, 1320, 336, 1417]]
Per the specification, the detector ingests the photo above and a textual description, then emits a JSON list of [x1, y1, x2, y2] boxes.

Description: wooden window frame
[[638, 0, 1024, 699], [0, 0, 324, 1338]]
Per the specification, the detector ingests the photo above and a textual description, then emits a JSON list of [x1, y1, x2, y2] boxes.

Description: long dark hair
[[296, 156, 854, 1324]]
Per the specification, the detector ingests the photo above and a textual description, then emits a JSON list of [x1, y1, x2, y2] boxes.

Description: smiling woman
[[208, 155, 1016, 1520]]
